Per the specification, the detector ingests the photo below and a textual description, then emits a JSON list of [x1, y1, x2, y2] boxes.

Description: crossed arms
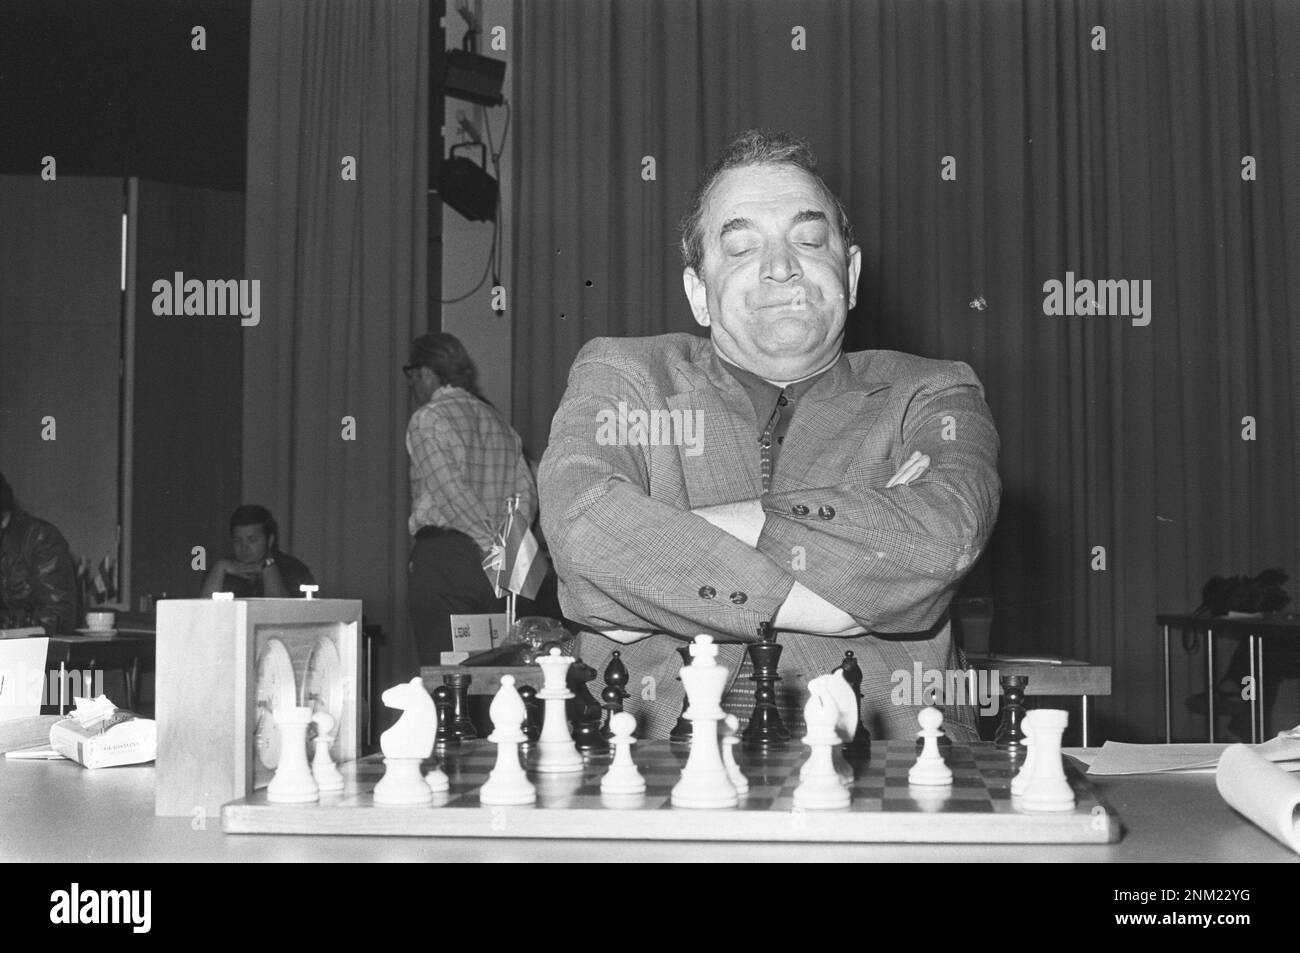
[[538, 352, 1000, 642]]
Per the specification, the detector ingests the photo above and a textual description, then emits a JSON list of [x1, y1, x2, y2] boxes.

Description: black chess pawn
[[836, 650, 872, 756], [442, 672, 477, 741], [994, 674, 1029, 752], [566, 657, 608, 752], [669, 644, 693, 745], [742, 622, 791, 750], [517, 683, 542, 743], [431, 684, 459, 749]]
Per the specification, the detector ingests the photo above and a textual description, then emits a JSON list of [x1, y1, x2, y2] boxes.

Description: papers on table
[[1087, 730, 1300, 776], [0, 714, 62, 754], [1083, 728, 1300, 856]]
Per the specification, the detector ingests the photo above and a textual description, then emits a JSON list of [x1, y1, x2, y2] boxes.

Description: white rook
[[1019, 709, 1075, 812]]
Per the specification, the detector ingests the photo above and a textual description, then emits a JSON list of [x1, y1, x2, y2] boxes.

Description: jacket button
[[698, 586, 716, 599], [729, 591, 748, 605], [792, 504, 809, 516], [818, 505, 836, 520]]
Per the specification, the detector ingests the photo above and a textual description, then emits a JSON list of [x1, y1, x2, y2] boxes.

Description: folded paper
[[1216, 744, 1300, 856]]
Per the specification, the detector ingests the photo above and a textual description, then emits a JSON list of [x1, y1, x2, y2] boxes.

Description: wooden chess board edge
[[221, 793, 1120, 844], [220, 741, 1122, 844]]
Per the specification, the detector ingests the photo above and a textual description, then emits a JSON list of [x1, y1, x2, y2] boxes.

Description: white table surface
[[1, 747, 1295, 862]]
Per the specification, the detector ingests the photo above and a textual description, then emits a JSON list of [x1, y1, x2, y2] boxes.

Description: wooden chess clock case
[[154, 598, 362, 817]]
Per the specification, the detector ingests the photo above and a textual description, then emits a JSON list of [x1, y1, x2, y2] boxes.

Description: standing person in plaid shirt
[[404, 333, 538, 665]]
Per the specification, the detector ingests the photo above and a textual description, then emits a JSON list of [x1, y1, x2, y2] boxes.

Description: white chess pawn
[[601, 711, 646, 795], [1010, 710, 1038, 797], [268, 706, 320, 803], [1019, 708, 1075, 812], [671, 635, 739, 809], [793, 681, 850, 809], [310, 711, 345, 792], [720, 714, 749, 795], [908, 706, 953, 786], [479, 675, 536, 806], [374, 678, 436, 806], [534, 647, 584, 774]]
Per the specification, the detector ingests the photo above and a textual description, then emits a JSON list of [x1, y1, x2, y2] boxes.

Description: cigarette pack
[[48, 696, 156, 768]]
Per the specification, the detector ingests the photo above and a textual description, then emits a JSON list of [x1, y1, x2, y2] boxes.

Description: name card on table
[[449, 613, 507, 655], [0, 637, 50, 721]]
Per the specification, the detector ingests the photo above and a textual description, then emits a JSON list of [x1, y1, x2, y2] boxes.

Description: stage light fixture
[[436, 142, 498, 222]]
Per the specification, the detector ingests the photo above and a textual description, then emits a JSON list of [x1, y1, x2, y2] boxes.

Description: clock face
[[304, 636, 343, 747], [254, 638, 296, 771]]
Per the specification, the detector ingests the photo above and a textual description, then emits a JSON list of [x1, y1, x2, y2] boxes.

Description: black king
[[742, 621, 791, 750]]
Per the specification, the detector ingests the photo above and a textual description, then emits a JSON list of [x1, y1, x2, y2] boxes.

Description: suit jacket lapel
[[667, 344, 763, 507], [775, 359, 893, 490]]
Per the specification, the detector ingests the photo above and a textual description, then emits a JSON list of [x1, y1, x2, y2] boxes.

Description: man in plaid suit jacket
[[538, 130, 1000, 741]]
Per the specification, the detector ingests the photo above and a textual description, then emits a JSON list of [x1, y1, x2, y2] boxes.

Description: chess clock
[[155, 597, 363, 817]]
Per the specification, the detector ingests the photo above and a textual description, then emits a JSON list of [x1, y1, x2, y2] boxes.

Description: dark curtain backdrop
[[512, 0, 1300, 742], [244, 0, 430, 698]]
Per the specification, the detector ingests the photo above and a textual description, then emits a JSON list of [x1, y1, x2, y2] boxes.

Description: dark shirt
[[717, 354, 843, 490], [0, 510, 77, 633], [215, 552, 315, 598]]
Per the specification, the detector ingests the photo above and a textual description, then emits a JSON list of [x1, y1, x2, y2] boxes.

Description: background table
[[1, 749, 1293, 861], [1158, 613, 1300, 743], [965, 655, 1111, 746], [46, 627, 156, 713]]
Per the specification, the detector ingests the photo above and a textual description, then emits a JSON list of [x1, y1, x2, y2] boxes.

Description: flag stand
[[501, 495, 519, 632], [486, 491, 546, 635]]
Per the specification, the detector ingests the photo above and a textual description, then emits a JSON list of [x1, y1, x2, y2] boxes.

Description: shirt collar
[[717, 352, 848, 438], [717, 351, 845, 410]]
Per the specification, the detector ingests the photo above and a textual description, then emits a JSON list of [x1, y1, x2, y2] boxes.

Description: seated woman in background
[[199, 505, 315, 598]]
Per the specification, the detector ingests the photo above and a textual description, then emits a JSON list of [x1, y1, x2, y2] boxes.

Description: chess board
[[222, 741, 1121, 843]]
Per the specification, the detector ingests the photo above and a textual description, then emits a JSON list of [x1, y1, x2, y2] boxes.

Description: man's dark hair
[[0, 471, 13, 519], [409, 332, 482, 396], [229, 504, 278, 548], [679, 128, 856, 273]]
